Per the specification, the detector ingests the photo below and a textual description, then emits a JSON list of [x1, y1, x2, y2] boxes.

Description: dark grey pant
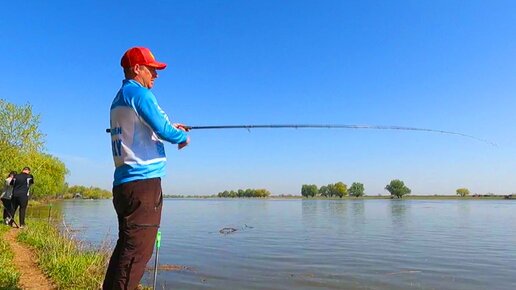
[[1, 198, 13, 221], [11, 195, 28, 226], [103, 178, 163, 290]]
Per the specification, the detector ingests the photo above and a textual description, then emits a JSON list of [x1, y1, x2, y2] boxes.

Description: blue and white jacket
[[110, 79, 187, 186]]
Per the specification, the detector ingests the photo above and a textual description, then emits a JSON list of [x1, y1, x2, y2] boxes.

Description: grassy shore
[[0, 226, 20, 289], [304, 195, 510, 200], [166, 195, 511, 200], [17, 218, 108, 289]]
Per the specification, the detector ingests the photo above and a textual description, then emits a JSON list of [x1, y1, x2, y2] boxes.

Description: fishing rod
[[106, 124, 495, 146], [152, 230, 162, 290], [5, 210, 19, 228]]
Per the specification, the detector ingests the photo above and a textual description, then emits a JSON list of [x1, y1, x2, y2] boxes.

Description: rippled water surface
[[57, 199, 516, 289]]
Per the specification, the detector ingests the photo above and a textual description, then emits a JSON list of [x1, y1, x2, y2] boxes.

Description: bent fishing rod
[[106, 124, 495, 146]]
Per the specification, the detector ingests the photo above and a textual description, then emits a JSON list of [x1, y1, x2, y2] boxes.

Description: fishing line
[[183, 124, 495, 146]]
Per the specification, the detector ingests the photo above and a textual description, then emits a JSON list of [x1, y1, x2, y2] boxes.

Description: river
[[51, 199, 515, 290]]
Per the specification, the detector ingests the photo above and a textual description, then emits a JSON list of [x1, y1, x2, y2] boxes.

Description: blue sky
[[1, 1, 515, 195]]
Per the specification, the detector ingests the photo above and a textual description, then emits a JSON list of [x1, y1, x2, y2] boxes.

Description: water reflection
[[389, 200, 411, 243], [329, 200, 348, 217], [301, 199, 317, 221], [390, 200, 408, 226], [350, 200, 365, 222], [27, 202, 62, 222]]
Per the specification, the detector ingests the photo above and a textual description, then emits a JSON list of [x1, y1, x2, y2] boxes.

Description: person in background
[[1, 171, 16, 225], [10, 167, 34, 228], [103, 47, 189, 290]]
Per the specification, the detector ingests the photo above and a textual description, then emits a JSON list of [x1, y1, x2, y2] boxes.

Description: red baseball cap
[[121, 47, 167, 70]]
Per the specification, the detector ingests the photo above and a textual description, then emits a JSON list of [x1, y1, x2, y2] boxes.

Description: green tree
[[332, 182, 348, 198], [0, 99, 68, 199], [319, 185, 329, 197], [385, 179, 411, 198], [456, 188, 470, 197], [218, 190, 229, 198], [0, 99, 45, 153], [254, 189, 271, 198], [301, 184, 318, 198], [25, 152, 68, 199], [244, 189, 253, 197], [217, 188, 271, 198], [326, 183, 336, 197], [349, 182, 365, 197], [66, 185, 111, 199]]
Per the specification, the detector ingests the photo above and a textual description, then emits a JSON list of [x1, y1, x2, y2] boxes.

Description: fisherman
[[103, 47, 189, 290], [10, 167, 34, 228], [1, 171, 16, 225]]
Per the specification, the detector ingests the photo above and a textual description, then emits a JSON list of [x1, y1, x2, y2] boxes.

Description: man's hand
[[173, 123, 190, 132], [178, 136, 190, 150], [174, 123, 190, 149]]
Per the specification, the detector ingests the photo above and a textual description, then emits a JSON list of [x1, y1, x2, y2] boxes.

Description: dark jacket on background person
[[11, 173, 34, 197]]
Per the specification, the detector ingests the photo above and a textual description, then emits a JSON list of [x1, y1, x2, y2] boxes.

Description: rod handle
[[156, 230, 162, 249]]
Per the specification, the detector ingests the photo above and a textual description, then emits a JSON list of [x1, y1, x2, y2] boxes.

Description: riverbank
[[0, 209, 107, 289], [57, 194, 513, 201], [4, 227, 54, 289], [163, 195, 512, 200], [16, 217, 108, 289], [0, 202, 159, 289], [0, 226, 20, 289]]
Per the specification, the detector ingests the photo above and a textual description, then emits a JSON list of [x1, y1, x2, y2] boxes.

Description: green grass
[[17, 219, 108, 289], [0, 226, 20, 290]]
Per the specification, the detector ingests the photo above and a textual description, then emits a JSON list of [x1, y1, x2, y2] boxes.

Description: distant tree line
[[164, 194, 218, 198], [302, 179, 415, 198], [62, 185, 112, 199], [302, 181, 498, 199], [202, 183, 481, 199], [302, 181, 481, 199], [301, 182, 366, 198], [218, 188, 271, 198]]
